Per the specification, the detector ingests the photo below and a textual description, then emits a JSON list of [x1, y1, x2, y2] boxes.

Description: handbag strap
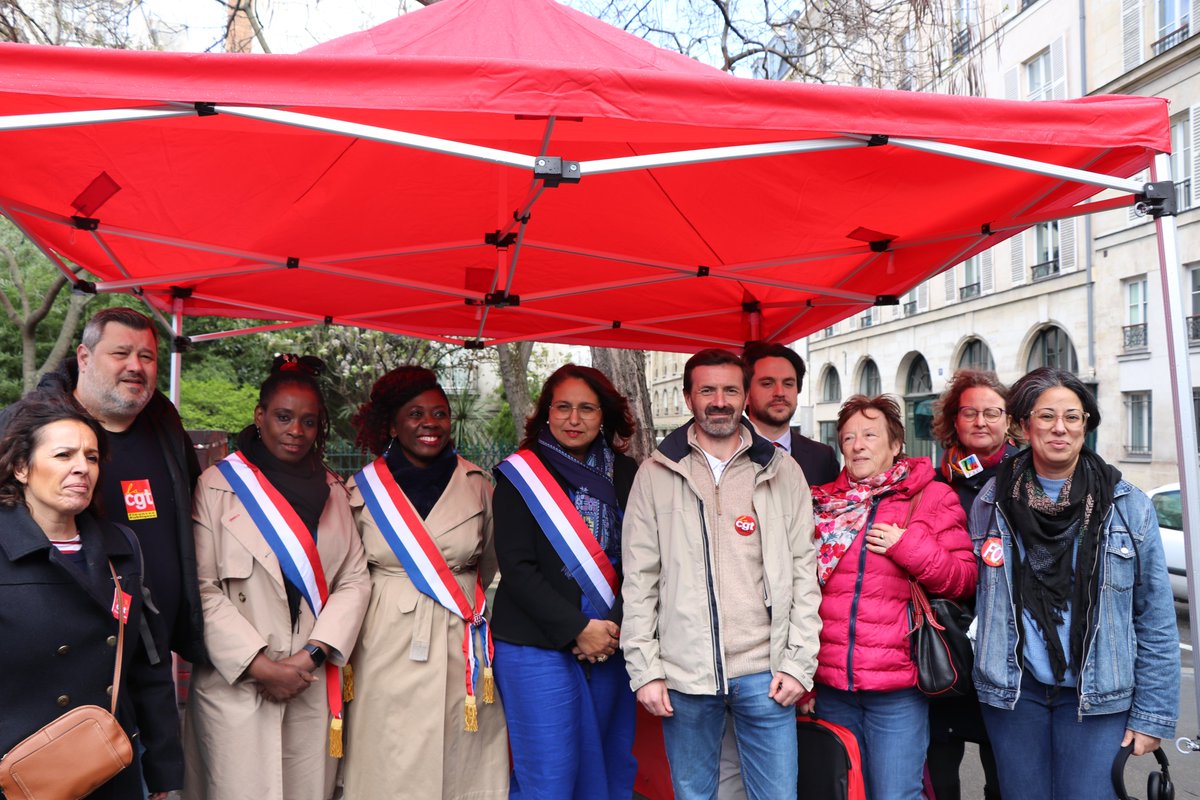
[[902, 488, 947, 630], [107, 561, 127, 716]]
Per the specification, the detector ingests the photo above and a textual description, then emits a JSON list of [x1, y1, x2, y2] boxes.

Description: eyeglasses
[[958, 407, 1006, 422], [550, 402, 601, 420], [1029, 410, 1089, 430]]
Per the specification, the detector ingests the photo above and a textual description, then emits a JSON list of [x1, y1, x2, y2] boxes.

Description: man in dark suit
[[743, 343, 839, 487]]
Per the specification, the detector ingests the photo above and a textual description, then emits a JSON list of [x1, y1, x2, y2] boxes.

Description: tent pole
[[0, 106, 190, 132], [1150, 152, 1200, 744], [170, 297, 183, 408]]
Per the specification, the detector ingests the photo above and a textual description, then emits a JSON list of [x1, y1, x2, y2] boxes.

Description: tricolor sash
[[216, 451, 346, 755], [353, 457, 495, 731], [496, 449, 619, 614]]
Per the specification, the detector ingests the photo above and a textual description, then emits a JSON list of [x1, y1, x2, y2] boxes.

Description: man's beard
[[696, 406, 740, 438]]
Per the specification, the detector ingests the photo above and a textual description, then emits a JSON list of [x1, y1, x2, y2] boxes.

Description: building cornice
[[1092, 35, 1200, 96]]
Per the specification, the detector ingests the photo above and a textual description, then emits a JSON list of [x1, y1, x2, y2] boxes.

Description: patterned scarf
[[812, 458, 912, 586], [535, 427, 621, 562]]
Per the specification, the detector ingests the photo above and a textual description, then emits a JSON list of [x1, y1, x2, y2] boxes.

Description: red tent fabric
[[0, 0, 1169, 352]]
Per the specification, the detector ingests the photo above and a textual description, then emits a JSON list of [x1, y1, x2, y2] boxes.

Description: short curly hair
[[835, 394, 906, 457], [352, 366, 448, 456], [0, 391, 107, 511], [931, 369, 1020, 449]]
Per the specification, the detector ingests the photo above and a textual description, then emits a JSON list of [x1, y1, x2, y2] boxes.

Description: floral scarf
[[812, 458, 912, 586]]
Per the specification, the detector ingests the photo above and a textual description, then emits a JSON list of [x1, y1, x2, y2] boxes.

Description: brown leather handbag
[[0, 563, 134, 800]]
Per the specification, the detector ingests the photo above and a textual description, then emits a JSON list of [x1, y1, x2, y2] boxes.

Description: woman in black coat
[[491, 364, 639, 800], [0, 392, 181, 799]]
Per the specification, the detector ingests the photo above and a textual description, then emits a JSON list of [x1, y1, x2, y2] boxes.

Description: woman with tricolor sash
[[184, 356, 371, 800], [492, 364, 639, 799], [341, 366, 508, 800]]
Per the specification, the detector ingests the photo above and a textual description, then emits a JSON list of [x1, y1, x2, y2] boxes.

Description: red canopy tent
[[0, 0, 1197, 758]]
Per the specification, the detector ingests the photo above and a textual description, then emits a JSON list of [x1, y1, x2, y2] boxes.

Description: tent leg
[[170, 298, 184, 408], [1151, 152, 1200, 743]]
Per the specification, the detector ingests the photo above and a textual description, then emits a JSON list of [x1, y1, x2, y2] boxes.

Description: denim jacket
[[968, 477, 1179, 739]]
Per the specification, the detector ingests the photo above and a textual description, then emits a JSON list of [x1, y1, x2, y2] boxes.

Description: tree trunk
[[591, 347, 654, 463], [496, 341, 534, 438]]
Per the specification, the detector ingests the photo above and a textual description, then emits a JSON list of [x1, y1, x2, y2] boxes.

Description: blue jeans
[[814, 684, 928, 800], [662, 671, 796, 800], [493, 640, 637, 800], [980, 674, 1128, 800]]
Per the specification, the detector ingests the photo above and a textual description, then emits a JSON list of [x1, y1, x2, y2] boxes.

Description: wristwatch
[[301, 643, 327, 669]]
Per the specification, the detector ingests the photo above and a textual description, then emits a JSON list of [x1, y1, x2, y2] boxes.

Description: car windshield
[[1153, 490, 1182, 530]]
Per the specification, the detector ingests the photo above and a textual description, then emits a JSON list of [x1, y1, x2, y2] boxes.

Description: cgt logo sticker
[[734, 514, 757, 536]]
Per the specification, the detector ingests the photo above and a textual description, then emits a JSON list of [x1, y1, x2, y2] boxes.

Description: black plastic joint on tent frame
[[486, 231, 518, 248], [484, 291, 520, 307], [696, 266, 710, 277], [869, 239, 891, 253], [742, 301, 761, 313], [70, 216, 100, 231], [71, 280, 97, 295], [981, 223, 994, 236], [286, 257, 301, 269], [611, 320, 622, 329], [1135, 181, 1178, 217], [172, 335, 192, 354], [463, 339, 486, 350], [195, 103, 218, 117], [867, 134, 889, 146], [874, 295, 900, 306], [533, 157, 581, 187]]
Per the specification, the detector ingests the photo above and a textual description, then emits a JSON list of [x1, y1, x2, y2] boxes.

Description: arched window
[[1027, 326, 1079, 373], [859, 360, 881, 396], [958, 338, 996, 372], [821, 367, 841, 403], [904, 355, 935, 459], [672, 387, 681, 415]]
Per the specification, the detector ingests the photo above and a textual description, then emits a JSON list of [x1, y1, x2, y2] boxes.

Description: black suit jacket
[[789, 430, 840, 488]]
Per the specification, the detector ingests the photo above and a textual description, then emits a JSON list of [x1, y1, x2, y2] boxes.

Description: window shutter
[[1191, 105, 1200, 209], [981, 249, 994, 293], [1004, 67, 1019, 100], [918, 280, 930, 311], [1122, 0, 1143, 72], [1059, 218, 1076, 273], [1010, 231, 1026, 285], [944, 268, 956, 302], [1050, 37, 1067, 99]]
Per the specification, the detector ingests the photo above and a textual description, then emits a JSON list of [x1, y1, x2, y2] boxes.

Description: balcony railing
[[959, 283, 981, 301], [903, 301, 917, 317], [1188, 315, 1200, 343], [823, 326, 836, 337], [1124, 443, 1152, 457], [1152, 22, 1190, 56], [952, 26, 971, 57], [1123, 323, 1148, 350], [1177, 177, 1193, 212], [1031, 259, 1060, 281]]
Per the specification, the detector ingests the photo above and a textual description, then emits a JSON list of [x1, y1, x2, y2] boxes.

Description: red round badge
[[734, 514, 757, 536], [981, 536, 1005, 567]]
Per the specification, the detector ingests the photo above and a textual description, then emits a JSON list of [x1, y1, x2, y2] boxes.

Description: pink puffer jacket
[[813, 457, 976, 693]]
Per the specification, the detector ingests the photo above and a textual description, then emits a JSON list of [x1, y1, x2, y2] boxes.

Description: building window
[[960, 255, 981, 300], [904, 356, 936, 460], [1154, 0, 1191, 54], [1171, 112, 1194, 212], [903, 289, 918, 317], [821, 367, 842, 403], [1027, 326, 1079, 373], [1124, 391, 1152, 456], [958, 338, 996, 372], [819, 421, 840, 461], [1195, 388, 1200, 453], [1026, 50, 1052, 101], [1124, 277, 1149, 350], [1031, 222, 1060, 280], [860, 360, 882, 396], [1190, 267, 1200, 343]]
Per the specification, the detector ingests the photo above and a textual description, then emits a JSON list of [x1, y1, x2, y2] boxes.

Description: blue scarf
[[535, 427, 621, 564]]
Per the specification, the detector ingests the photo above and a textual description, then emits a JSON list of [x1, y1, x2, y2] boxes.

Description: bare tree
[[590, 347, 655, 462], [0, 0, 160, 47], [496, 341, 535, 440]]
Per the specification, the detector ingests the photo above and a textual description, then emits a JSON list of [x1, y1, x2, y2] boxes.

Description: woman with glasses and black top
[[490, 365, 640, 799], [926, 369, 1020, 800], [969, 367, 1179, 798]]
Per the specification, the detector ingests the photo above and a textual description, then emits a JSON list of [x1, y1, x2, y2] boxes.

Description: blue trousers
[[493, 640, 636, 800], [980, 674, 1128, 800], [814, 684, 929, 800], [661, 672, 797, 800]]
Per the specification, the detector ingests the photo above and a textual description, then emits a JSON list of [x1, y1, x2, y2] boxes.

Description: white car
[[1148, 483, 1189, 603]]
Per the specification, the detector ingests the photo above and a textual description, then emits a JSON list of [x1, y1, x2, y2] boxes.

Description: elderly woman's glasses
[[1029, 410, 1089, 429], [958, 407, 1005, 422], [550, 402, 601, 420]]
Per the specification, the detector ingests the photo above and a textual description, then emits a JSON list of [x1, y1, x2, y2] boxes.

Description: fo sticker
[[981, 536, 1005, 567], [734, 514, 757, 536]]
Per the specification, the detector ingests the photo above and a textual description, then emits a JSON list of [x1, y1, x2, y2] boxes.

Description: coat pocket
[[216, 538, 255, 581], [1103, 532, 1136, 593]]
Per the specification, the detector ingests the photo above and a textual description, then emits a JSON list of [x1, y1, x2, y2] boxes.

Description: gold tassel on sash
[[342, 663, 355, 703], [482, 666, 495, 704], [329, 717, 344, 758], [464, 695, 479, 732]]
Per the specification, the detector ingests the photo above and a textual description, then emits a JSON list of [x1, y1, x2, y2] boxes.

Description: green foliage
[[178, 375, 259, 434]]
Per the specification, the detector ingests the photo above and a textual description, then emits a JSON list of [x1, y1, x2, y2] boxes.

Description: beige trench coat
[[184, 463, 371, 800], [341, 457, 509, 800]]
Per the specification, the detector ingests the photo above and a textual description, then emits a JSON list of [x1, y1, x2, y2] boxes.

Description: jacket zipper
[[993, 503, 1024, 708], [1076, 504, 1113, 721], [696, 498, 725, 692], [845, 502, 880, 691]]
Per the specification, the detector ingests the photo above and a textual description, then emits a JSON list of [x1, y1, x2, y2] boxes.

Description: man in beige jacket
[[621, 348, 821, 800]]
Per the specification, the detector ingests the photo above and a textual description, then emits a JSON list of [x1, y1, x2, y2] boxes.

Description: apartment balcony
[[903, 301, 917, 317], [1123, 323, 1148, 351], [952, 27, 971, 57], [959, 283, 981, 301], [1152, 22, 1190, 56], [860, 312, 875, 328], [1189, 315, 1200, 343], [1176, 178, 1192, 212], [1031, 259, 1060, 281], [1124, 443, 1152, 457]]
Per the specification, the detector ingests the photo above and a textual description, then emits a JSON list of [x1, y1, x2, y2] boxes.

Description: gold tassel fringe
[[342, 663, 355, 703], [464, 695, 479, 732], [329, 717, 344, 758], [482, 667, 495, 704]]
